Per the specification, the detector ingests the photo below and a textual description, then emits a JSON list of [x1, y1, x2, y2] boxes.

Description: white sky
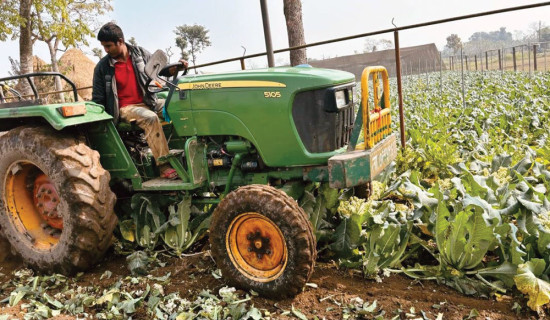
[[1, 0, 549, 75]]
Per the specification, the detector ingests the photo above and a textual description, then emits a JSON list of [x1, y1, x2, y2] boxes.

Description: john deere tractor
[[0, 54, 396, 298]]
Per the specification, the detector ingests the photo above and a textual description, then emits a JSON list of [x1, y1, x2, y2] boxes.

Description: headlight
[[335, 90, 347, 109]]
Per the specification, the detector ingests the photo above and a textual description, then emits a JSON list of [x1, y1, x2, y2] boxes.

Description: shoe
[[160, 167, 178, 180]]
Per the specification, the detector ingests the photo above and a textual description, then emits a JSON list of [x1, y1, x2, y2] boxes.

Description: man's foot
[[159, 165, 178, 180]]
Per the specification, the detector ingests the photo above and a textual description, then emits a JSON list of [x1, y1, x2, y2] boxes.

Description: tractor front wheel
[[0, 126, 117, 274], [210, 185, 316, 298]]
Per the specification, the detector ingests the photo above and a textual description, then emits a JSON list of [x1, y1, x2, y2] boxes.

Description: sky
[[1, 0, 550, 75]]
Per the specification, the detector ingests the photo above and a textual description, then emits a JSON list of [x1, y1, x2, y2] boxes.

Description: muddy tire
[[0, 126, 117, 274], [210, 184, 316, 298]]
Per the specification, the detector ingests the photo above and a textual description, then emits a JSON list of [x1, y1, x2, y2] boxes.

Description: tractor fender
[[0, 101, 112, 131]]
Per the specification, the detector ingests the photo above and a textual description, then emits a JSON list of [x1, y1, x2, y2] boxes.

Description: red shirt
[[114, 55, 143, 108]]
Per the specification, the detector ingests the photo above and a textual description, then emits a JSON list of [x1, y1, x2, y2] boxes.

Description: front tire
[[210, 185, 316, 298], [0, 126, 117, 274]]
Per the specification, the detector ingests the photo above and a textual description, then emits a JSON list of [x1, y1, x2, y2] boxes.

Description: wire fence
[[399, 41, 550, 77]]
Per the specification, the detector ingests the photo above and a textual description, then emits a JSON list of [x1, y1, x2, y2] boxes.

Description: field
[[0, 70, 549, 319]]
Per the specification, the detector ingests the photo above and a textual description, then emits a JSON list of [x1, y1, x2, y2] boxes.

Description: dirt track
[[0, 248, 536, 320]]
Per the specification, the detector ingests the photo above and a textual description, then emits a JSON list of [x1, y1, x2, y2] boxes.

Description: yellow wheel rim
[[4, 161, 61, 249], [226, 212, 288, 282]]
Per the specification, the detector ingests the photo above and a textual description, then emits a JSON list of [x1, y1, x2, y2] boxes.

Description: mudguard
[[0, 101, 112, 130]]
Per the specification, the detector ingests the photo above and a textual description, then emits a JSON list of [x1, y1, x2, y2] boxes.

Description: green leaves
[[514, 259, 550, 311], [330, 197, 369, 257], [159, 197, 211, 255], [434, 187, 496, 270], [124, 194, 211, 256]]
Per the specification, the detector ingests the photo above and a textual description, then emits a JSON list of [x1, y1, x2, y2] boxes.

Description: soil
[[0, 247, 537, 320]]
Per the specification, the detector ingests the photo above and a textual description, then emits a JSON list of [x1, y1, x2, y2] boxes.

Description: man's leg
[[119, 104, 170, 163]]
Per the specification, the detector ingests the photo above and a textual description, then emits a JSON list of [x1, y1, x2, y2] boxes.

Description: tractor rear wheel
[[210, 184, 316, 298], [0, 126, 117, 274]]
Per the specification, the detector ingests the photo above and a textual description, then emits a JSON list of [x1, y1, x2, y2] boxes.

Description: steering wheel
[[159, 61, 189, 78]]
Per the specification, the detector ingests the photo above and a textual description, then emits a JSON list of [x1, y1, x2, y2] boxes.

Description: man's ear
[[117, 39, 124, 46]]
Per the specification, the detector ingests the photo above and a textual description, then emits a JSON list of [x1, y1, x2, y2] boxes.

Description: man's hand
[[168, 59, 189, 76]]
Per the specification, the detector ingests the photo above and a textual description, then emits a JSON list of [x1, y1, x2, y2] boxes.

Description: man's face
[[101, 39, 124, 59]]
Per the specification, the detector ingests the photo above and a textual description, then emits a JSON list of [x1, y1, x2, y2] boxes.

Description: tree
[[174, 24, 211, 72], [363, 38, 393, 53], [175, 36, 189, 61], [283, 0, 306, 66], [165, 47, 174, 63], [19, 0, 33, 96], [128, 36, 138, 47], [0, 0, 33, 95], [469, 27, 512, 42], [92, 47, 103, 60], [445, 34, 462, 54], [32, 0, 112, 102], [541, 26, 550, 42], [0, 0, 112, 101]]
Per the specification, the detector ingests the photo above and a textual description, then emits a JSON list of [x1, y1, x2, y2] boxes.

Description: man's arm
[[91, 63, 106, 106]]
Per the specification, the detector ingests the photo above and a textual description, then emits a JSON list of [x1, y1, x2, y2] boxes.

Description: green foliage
[[445, 34, 462, 54], [328, 71, 550, 310], [120, 194, 211, 256], [158, 197, 211, 255], [514, 259, 550, 311], [0, 0, 25, 41], [32, 0, 112, 48], [173, 24, 211, 67], [434, 186, 496, 270]]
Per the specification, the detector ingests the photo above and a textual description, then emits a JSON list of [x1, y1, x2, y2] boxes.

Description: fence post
[[460, 48, 466, 109], [527, 42, 531, 77], [465, 55, 469, 71], [439, 52, 443, 107], [485, 51, 489, 70], [498, 49, 502, 70], [513, 47, 517, 71], [393, 30, 406, 149], [533, 44, 537, 71], [502, 48, 506, 70], [475, 55, 478, 71], [521, 44, 525, 71]]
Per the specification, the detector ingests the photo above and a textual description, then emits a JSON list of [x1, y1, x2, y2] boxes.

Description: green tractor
[[0, 55, 396, 298]]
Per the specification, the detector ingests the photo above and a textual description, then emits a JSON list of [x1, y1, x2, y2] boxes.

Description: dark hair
[[97, 22, 124, 43]]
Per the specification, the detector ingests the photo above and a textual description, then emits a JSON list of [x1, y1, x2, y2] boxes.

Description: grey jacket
[[91, 44, 157, 123]]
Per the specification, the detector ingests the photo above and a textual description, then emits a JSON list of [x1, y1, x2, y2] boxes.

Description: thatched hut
[[59, 48, 95, 100]]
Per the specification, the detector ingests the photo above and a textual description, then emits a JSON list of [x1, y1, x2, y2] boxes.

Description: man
[[92, 22, 187, 179]]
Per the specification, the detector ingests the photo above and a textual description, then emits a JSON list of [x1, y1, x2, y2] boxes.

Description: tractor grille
[[335, 104, 355, 149], [292, 85, 355, 153]]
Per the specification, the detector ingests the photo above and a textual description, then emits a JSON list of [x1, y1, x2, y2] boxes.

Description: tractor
[[0, 52, 396, 298]]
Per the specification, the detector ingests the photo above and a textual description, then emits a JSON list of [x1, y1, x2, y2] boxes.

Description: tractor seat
[[116, 121, 142, 132], [116, 120, 171, 132]]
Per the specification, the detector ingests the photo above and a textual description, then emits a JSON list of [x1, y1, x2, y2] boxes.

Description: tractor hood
[[178, 66, 355, 89]]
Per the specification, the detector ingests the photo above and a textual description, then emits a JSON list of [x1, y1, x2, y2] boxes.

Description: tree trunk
[[47, 39, 65, 102], [19, 0, 33, 96], [283, 0, 307, 66]]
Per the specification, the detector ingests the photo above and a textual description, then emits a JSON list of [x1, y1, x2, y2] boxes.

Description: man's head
[[98, 22, 126, 60]]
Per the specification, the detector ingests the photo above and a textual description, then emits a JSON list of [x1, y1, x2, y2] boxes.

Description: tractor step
[[157, 149, 185, 163], [141, 178, 195, 191], [169, 149, 185, 156]]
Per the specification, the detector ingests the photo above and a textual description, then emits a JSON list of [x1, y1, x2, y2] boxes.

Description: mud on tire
[[0, 126, 117, 274], [209, 184, 316, 298]]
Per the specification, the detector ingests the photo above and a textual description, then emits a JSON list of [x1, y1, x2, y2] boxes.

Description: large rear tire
[[0, 126, 117, 274], [210, 184, 316, 298]]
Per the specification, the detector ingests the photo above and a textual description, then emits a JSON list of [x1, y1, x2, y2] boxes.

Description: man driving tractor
[[92, 22, 188, 179]]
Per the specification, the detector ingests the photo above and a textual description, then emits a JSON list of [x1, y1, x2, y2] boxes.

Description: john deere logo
[[192, 82, 222, 90]]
